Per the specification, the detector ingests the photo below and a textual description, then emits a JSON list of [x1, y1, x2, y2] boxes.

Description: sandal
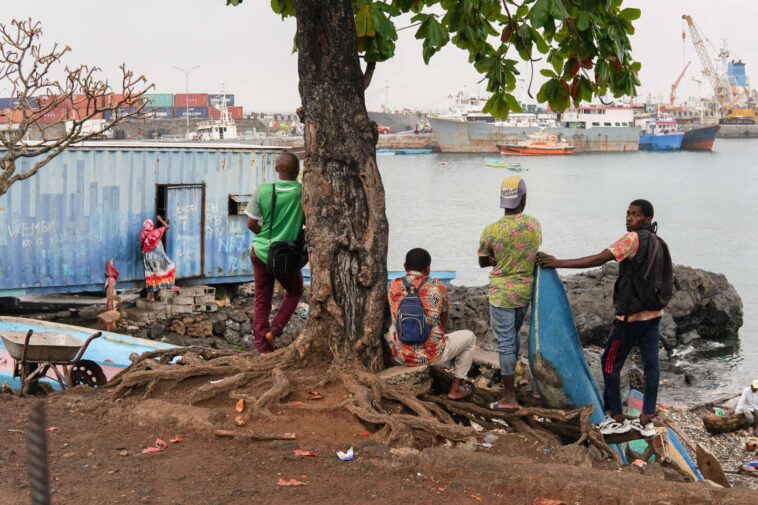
[[448, 382, 474, 402], [488, 400, 519, 413]]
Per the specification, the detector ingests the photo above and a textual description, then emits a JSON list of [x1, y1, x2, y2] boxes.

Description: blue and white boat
[[638, 117, 684, 151]]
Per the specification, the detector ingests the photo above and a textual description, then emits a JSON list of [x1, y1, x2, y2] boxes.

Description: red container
[[37, 94, 71, 109], [209, 106, 243, 119], [35, 107, 68, 123], [72, 94, 105, 109], [69, 109, 104, 120], [105, 93, 141, 108], [175, 93, 208, 108]]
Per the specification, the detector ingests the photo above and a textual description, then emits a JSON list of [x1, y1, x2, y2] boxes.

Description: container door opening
[[163, 185, 204, 278]]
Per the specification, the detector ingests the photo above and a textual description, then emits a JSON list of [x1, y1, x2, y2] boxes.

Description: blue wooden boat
[[625, 390, 703, 481], [528, 266, 626, 462], [0, 316, 175, 391], [395, 148, 433, 155], [376, 149, 396, 155], [302, 269, 455, 286]]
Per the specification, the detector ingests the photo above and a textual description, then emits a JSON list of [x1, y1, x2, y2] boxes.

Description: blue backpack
[[395, 277, 432, 345]]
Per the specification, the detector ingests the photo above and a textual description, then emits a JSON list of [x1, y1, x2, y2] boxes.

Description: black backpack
[[613, 227, 673, 315]]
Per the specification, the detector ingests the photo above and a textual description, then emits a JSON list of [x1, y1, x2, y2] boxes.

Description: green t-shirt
[[245, 181, 304, 264], [478, 213, 542, 308]]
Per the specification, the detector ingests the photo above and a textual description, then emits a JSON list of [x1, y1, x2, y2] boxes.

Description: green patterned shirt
[[478, 214, 542, 308]]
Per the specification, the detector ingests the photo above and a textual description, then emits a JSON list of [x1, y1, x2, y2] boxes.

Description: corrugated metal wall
[[0, 144, 279, 295]]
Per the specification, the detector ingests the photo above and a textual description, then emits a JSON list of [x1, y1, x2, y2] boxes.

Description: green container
[[143, 93, 174, 109], [714, 408, 725, 417]]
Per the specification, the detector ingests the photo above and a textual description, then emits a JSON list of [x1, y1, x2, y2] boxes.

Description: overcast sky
[[3, 1, 756, 112]]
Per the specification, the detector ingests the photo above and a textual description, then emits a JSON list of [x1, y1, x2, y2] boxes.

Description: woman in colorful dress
[[140, 216, 178, 301]]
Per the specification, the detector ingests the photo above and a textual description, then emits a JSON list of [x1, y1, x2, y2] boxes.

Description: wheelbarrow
[[0, 329, 106, 395]]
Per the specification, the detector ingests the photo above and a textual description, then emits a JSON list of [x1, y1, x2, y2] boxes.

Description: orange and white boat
[[497, 130, 574, 155]]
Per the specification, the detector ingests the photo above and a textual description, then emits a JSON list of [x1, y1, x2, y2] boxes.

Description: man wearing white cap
[[478, 176, 542, 412], [736, 380, 758, 424]]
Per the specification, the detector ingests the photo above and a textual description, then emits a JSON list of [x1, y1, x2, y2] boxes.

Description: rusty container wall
[[0, 143, 281, 296]]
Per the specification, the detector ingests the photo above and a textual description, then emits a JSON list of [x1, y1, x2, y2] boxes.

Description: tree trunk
[[294, 0, 388, 371]]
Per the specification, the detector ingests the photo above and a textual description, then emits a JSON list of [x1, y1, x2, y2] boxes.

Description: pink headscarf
[[140, 219, 165, 252]]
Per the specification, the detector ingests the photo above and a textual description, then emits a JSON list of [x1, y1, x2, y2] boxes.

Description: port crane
[[670, 61, 691, 106], [682, 14, 734, 109]]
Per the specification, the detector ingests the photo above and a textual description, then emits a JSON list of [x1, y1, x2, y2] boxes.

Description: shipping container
[[175, 106, 208, 119], [69, 110, 104, 120], [71, 94, 105, 109], [35, 108, 68, 124], [105, 93, 141, 108], [174, 93, 209, 108], [0, 98, 11, 109], [103, 108, 142, 121], [0, 143, 283, 295], [208, 94, 234, 107], [146, 107, 173, 119], [37, 95, 72, 109], [209, 106, 243, 120], [143, 93, 174, 109]]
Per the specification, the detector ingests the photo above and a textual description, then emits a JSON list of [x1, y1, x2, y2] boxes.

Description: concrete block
[[473, 349, 499, 370], [194, 295, 215, 304], [171, 296, 195, 305], [167, 304, 192, 315], [192, 304, 207, 313], [205, 303, 218, 313], [377, 365, 430, 386], [157, 289, 178, 301], [124, 308, 164, 322], [136, 298, 166, 310]]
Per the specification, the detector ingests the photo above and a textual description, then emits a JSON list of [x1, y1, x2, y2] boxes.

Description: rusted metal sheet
[[428, 115, 640, 153], [0, 143, 283, 295]]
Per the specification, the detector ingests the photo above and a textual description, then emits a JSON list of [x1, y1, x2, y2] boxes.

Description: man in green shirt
[[478, 176, 542, 411], [245, 151, 305, 353]]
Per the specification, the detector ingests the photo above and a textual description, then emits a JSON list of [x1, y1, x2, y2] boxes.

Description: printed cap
[[752, 379, 758, 389], [500, 176, 527, 209]]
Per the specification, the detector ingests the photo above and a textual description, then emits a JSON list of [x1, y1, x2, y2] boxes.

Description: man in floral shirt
[[388, 248, 476, 400], [478, 176, 542, 412], [537, 199, 663, 438]]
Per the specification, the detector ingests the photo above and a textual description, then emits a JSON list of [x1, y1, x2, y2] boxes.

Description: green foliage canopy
[[227, 0, 641, 117]]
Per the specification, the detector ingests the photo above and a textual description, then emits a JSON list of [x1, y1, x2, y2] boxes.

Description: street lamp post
[[173, 65, 200, 138]]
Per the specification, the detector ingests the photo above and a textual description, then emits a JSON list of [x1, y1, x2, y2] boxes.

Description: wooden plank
[[696, 443, 731, 488]]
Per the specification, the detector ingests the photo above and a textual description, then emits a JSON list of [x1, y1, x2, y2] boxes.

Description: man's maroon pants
[[250, 249, 303, 352]]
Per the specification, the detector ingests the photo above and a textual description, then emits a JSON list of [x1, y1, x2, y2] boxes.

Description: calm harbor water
[[380, 138, 758, 404]]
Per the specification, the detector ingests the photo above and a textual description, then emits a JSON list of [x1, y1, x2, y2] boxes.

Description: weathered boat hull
[[528, 266, 626, 462], [0, 316, 175, 390], [682, 125, 719, 151], [428, 115, 639, 153]]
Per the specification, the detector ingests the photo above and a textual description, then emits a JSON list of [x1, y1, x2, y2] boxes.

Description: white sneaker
[[598, 417, 631, 435], [630, 418, 657, 437]]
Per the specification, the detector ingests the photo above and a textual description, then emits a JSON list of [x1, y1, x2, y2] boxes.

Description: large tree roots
[[106, 341, 618, 462]]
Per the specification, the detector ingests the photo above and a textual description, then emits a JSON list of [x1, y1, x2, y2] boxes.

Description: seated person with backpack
[[537, 199, 672, 437], [387, 248, 476, 400]]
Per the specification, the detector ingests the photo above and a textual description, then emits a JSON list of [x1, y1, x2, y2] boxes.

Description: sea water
[[380, 138, 758, 405]]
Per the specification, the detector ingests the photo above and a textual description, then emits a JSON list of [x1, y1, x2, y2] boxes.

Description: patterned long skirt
[[142, 241, 176, 292]]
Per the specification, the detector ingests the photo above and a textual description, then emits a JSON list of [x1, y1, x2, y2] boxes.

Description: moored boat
[[0, 316, 176, 390], [484, 158, 523, 170], [376, 148, 396, 155], [395, 148, 433, 155], [497, 130, 574, 155], [681, 124, 720, 151], [638, 117, 684, 151]]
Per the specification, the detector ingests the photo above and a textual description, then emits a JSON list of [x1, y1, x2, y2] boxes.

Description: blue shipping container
[[175, 107, 209, 119], [208, 94, 235, 107], [148, 107, 173, 119], [103, 108, 141, 121], [0, 98, 11, 109], [0, 144, 283, 295]]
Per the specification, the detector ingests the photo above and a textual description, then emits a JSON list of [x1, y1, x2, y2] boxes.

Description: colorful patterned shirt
[[388, 271, 448, 366], [478, 214, 542, 308], [608, 232, 664, 322]]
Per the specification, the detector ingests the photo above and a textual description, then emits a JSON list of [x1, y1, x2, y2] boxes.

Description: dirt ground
[[2, 365, 758, 505]]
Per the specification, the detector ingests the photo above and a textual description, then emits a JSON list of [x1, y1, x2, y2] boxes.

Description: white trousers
[[433, 330, 476, 380]]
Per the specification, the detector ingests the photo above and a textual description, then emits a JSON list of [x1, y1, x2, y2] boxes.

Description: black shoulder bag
[[266, 183, 308, 280]]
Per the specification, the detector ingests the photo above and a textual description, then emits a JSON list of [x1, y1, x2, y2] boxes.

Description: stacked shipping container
[[1, 92, 243, 124]]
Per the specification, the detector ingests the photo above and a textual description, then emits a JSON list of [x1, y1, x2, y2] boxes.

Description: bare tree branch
[[0, 18, 154, 196]]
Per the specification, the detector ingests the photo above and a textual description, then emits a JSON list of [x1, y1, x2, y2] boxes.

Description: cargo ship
[[681, 124, 720, 151], [428, 106, 639, 153]]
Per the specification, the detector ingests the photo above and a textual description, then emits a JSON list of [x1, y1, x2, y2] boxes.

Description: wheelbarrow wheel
[[69, 360, 107, 388]]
